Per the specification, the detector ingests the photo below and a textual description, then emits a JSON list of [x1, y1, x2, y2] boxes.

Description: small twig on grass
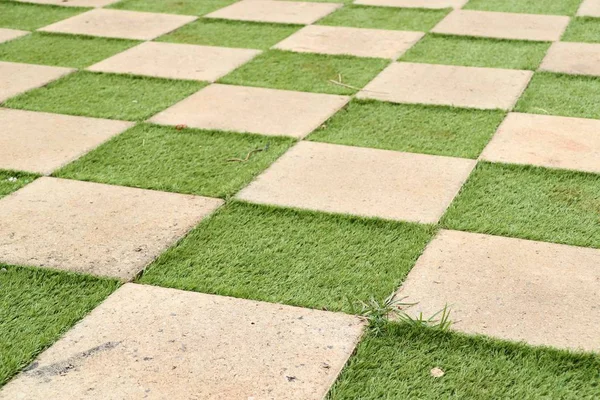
[[227, 143, 270, 163]]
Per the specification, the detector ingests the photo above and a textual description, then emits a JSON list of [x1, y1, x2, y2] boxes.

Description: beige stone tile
[[274, 25, 424, 59], [150, 84, 349, 138], [357, 62, 532, 110], [88, 42, 260, 81], [0, 28, 28, 44], [39, 9, 196, 40], [578, 0, 600, 17], [355, 0, 467, 8], [396, 230, 600, 351], [432, 10, 569, 41], [540, 42, 600, 77], [0, 108, 133, 175], [0, 178, 222, 280], [0, 284, 365, 400], [15, 0, 119, 6], [0, 61, 73, 103], [205, 0, 341, 24], [237, 141, 475, 223], [480, 112, 600, 174]]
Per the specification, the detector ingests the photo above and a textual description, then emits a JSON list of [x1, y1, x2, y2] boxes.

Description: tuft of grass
[[156, 19, 301, 50], [3, 71, 204, 121], [317, 4, 449, 31], [515, 72, 600, 120], [138, 201, 436, 313], [55, 124, 295, 198], [109, 0, 236, 16], [0, 1, 86, 31], [562, 17, 600, 43], [328, 322, 600, 399], [441, 162, 600, 249], [219, 49, 390, 95], [400, 34, 550, 70], [463, 0, 582, 15], [0, 170, 37, 198], [0, 264, 119, 386]]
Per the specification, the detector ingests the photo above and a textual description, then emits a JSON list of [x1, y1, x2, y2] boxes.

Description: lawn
[[0, 1, 85, 31], [463, 0, 582, 15], [0, 170, 37, 198]]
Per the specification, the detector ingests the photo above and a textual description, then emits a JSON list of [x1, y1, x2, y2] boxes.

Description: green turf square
[[316, 5, 449, 31], [0, 265, 118, 386], [441, 162, 600, 249], [138, 202, 435, 313], [463, 0, 582, 15], [515, 72, 600, 120], [400, 34, 550, 70], [0, 32, 139, 68], [0, 2, 86, 31], [328, 323, 600, 399], [109, 0, 235, 15], [308, 100, 505, 159], [3, 71, 204, 121], [0, 170, 37, 199], [219, 50, 390, 95], [562, 17, 600, 43], [55, 124, 295, 198], [156, 19, 301, 50]]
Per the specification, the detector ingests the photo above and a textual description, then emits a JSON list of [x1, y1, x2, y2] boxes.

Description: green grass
[[464, 0, 583, 15], [0, 1, 86, 31], [441, 162, 600, 249], [328, 322, 600, 399], [109, 0, 236, 15], [0, 32, 139, 68], [515, 72, 600, 120], [0, 264, 119, 386], [317, 5, 449, 31], [3, 71, 204, 121], [308, 100, 505, 159], [55, 124, 295, 198], [562, 17, 600, 43], [138, 202, 435, 313], [219, 50, 390, 95], [156, 19, 301, 50], [0, 170, 37, 198], [400, 34, 550, 70]]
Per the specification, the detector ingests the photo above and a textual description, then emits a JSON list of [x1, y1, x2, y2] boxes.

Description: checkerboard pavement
[[1, 0, 600, 397]]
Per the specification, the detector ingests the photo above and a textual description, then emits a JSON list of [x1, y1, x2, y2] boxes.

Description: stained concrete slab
[[357, 62, 532, 110], [432, 10, 570, 41], [396, 230, 600, 352], [540, 42, 600, 77], [0, 61, 73, 103], [578, 0, 600, 16], [88, 42, 260, 81], [39, 9, 197, 40], [15, 0, 119, 6], [150, 84, 349, 138], [0, 28, 28, 44], [355, 0, 467, 8], [0, 284, 365, 400], [274, 25, 424, 59], [205, 0, 341, 24], [0, 178, 223, 280], [237, 141, 475, 223], [480, 112, 600, 174]]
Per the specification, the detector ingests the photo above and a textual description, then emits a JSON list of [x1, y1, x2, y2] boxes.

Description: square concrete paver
[[237, 141, 475, 223], [15, 0, 119, 6], [540, 42, 600, 77], [0, 61, 73, 103], [0, 284, 365, 400], [0, 28, 28, 44], [357, 62, 532, 110], [0, 108, 133, 175], [205, 0, 341, 24], [39, 9, 197, 40], [432, 10, 570, 41], [150, 84, 349, 138], [274, 25, 424, 59], [578, 0, 600, 17], [480, 112, 600, 174], [0, 178, 222, 280], [88, 42, 260, 82], [355, 0, 467, 8], [396, 230, 600, 351]]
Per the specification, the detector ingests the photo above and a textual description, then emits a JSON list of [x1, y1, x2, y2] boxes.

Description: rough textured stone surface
[[481, 112, 600, 174], [357, 62, 532, 110], [540, 42, 600, 77], [432, 10, 570, 41], [237, 141, 475, 223], [578, 0, 600, 17], [396, 230, 600, 352], [0, 284, 365, 400], [0, 178, 223, 280], [0, 108, 133, 175], [88, 42, 260, 81], [0, 61, 73, 103], [0, 28, 28, 44], [150, 84, 349, 138], [39, 9, 197, 40], [205, 0, 341, 24], [355, 0, 467, 8], [274, 25, 423, 59], [15, 0, 119, 6]]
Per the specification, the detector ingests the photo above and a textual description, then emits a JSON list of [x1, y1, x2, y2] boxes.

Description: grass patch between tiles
[[0, 170, 37, 198], [562, 17, 600, 43], [463, 0, 582, 16], [0, 1, 86, 31], [109, 0, 236, 16]]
